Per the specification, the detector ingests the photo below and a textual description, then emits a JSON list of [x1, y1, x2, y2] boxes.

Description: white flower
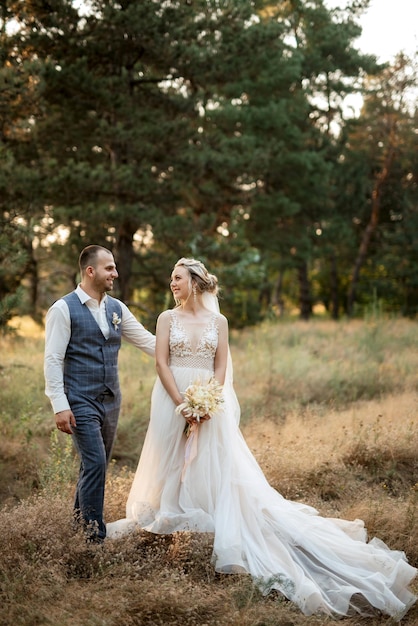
[[112, 312, 121, 330]]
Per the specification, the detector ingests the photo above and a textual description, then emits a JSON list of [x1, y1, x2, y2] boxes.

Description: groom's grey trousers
[[70, 389, 121, 541]]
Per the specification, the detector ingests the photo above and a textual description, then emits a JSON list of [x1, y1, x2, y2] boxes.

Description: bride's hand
[[181, 408, 195, 425], [180, 408, 211, 424]]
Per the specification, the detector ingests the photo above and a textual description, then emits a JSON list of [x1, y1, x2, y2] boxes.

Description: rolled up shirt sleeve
[[44, 300, 72, 414], [120, 301, 156, 356]]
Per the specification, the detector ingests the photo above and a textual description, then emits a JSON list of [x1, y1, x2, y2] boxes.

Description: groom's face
[[91, 251, 119, 293]]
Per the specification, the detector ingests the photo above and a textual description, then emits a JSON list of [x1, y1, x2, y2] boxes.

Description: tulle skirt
[[107, 365, 417, 620]]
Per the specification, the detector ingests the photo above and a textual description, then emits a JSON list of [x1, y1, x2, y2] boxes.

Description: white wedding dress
[[107, 309, 416, 620]]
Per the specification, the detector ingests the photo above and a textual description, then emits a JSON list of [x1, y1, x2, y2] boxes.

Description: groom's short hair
[[79, 245, 112, 273]]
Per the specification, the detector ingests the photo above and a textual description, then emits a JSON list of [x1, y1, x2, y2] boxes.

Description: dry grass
[[1, 316, 418, 625]]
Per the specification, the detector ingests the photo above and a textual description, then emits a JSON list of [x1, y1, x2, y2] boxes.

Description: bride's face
[[170, 265, 191, 301]]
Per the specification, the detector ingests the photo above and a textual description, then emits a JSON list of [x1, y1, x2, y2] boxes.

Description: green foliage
[[0, 0, 417, 325], [0, 212, 28, 330]]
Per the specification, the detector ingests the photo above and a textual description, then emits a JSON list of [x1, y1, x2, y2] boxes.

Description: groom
[[44, 245, 155, 542]]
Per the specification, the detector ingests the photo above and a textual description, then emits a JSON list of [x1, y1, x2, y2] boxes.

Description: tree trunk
[[271, 270, 285, 317], [298, 260, 312, 320], [115, 219, 138, 302], [330, 253, 339, 320], [347, 139, 396, 316], [24, 238, 42, 323]]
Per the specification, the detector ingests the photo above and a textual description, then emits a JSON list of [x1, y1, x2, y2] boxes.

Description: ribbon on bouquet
[[181, 422, 199, 482]]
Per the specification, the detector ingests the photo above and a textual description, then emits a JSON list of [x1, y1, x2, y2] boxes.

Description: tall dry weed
[[2, 317, 418, 625]]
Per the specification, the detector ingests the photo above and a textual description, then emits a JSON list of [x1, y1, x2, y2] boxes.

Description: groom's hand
[[55, 409, 76, 435]]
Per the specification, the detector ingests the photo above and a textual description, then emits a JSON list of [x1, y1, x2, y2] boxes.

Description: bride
[[107, 257, 416, 620]]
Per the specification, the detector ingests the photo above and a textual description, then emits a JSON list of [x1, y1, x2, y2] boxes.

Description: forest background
[[1, 0, 417, 331]]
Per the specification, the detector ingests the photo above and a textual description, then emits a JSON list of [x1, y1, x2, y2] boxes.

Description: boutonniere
[[112, 312, 121, 330]]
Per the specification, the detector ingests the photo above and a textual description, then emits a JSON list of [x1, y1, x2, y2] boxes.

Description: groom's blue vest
[[62, 292, 122, 399]]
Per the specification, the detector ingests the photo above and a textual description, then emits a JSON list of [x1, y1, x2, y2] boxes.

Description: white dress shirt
[[44, 285, 155, 414]]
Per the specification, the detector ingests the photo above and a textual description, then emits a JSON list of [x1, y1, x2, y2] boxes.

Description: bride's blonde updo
[[174, 257, 219, 297]]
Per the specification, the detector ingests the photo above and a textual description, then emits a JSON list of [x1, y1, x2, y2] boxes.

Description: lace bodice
[[169, 311, 218, 370]]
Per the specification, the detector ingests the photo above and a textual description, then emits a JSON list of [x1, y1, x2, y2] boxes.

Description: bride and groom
[[45, 247, 417, 621]]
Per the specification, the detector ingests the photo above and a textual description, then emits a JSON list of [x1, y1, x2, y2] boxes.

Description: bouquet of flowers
[[176, 377, 224, 437], [176, 377, 224, 481]]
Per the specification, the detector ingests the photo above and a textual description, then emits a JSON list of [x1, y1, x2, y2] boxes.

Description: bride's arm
[[155, 311, 184, 408], [214, 314, 229, 385]]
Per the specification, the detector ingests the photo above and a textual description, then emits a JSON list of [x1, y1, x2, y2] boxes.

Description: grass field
[[1, 316, 418, 625]]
